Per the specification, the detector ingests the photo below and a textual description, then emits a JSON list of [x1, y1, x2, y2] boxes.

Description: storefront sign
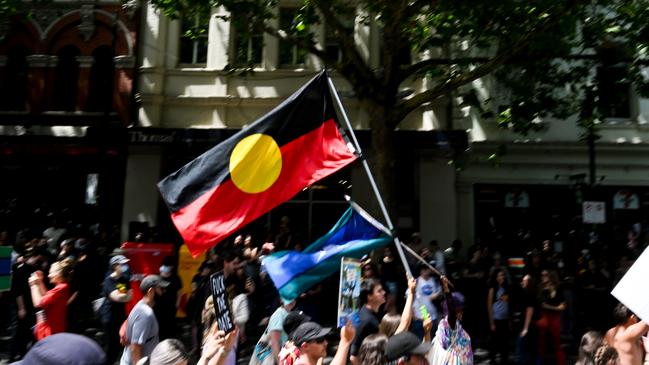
[[504, 191, 530, 208], [613, 190, 640, 210]]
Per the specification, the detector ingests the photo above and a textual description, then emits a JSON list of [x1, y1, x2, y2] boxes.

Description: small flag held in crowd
[[507, 257, 525, 269], [262, 202, 392, 302], [158, 71, 357, 257], [0, 246, 12, 291]]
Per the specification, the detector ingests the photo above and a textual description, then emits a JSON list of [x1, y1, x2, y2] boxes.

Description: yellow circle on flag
[[229, 133, 282, 194]]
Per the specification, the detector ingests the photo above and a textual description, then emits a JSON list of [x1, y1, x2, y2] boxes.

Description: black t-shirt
[[522, 290, 541, 321], [351, 306, 380, 356], [156, 274, 182, 317], [540, 288, 564, 307], [11, 262, 36, 316], [100, 274, 130, 325]]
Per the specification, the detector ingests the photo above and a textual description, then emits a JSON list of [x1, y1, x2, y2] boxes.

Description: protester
[[412, 263, 442, 339], [188, 260, 216, 352], [10, 248, 38, 360], [537, 269, 566, 365], [13, 333, 106, 365], [350, 278, 386, 364], [278, 311, 311, 365], [358, 334, 388, 365], [250, 299, 296, 365], [155, 257, 183, 340], [427, 276, 473, 365], [385, 331, 432, 365], [605, 303, 649, 365], [101, 254, 133, 364], [379, 277, 417, 337], [594, 345, 620, 365], [29, 258, 73, 339], [487, 268, 511, 364], [120, 274, 169, 365], [516, 274, 539, 365], [146, 339, 190, 365], [576, 331, 604, 365], [197, 324, 239, 365], [292, 320, 356, 365]]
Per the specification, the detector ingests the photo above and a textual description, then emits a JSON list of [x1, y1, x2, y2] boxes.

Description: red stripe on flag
[[171, 119, 357, 257]]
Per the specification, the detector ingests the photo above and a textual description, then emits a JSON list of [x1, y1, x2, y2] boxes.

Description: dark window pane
[[51, 46, 80, 111]]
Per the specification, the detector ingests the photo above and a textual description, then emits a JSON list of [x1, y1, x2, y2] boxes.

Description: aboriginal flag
[[158, 71, 358, 256]]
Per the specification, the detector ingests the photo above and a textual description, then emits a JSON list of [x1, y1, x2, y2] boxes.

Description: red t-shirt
[[37, 283, 70, 337]]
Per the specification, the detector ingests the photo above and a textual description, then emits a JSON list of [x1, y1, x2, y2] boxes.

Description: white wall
[[121, 147, 163, 242]]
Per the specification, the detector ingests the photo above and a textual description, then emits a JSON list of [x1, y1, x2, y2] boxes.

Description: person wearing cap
[[120, 274, 170, 365], [101, 254, 133, 364], [427, 276, 473, 365], [385, 331, 432, 365], [292, 321, 356, 365], [278, 311, 311, 365], [11, 332, 106, 365]]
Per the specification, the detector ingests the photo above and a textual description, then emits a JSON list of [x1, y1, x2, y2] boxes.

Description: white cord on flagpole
[[326, 74, 413, 279]]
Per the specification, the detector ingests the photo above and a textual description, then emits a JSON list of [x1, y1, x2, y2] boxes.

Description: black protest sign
[[210, 271, 235, 333]]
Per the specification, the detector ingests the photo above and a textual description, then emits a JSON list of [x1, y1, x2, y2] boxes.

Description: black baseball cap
[[385, 331, 432, 361], [292, 322, 331, 346]]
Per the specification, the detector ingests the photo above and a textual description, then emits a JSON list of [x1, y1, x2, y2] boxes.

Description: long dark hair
[[489, 268, 509, 298], [358, 334, 387, 365]]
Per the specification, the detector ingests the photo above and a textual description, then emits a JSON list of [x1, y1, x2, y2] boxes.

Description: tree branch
[[261, 24, 332, 63], [310, 0, 380, 97], [393, 0, 581, 122]]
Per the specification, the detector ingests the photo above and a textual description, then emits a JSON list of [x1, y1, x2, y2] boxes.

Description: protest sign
[[337, 257, 362, 327], [210, 271, 235, 333], [612, 247, 649, 321]]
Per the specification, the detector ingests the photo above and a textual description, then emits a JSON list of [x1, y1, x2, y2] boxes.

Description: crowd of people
[[2, 206, 649, 365]]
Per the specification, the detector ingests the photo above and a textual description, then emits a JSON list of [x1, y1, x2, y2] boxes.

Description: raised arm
[[395, 277, 417, 335]]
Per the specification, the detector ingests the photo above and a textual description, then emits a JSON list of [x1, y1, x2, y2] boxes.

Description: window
[[85, 46, 114, 112], [179, 14, 209, 65], [596, 42, 631, 119], [324, 9, 355, 63], [50, 45, 80, 111], [0, 46, 29, 111], [231, 15, 263, 67], [278, 7, 307, 68]]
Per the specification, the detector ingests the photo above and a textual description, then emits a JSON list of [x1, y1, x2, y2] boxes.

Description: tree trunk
[[365, 100, 398, 221]]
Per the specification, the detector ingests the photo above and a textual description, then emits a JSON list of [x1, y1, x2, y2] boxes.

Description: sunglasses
[[310, 337, 326, 344]]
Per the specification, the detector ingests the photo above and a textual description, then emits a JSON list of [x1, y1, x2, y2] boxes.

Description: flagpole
[[327, 74, 413, 279]]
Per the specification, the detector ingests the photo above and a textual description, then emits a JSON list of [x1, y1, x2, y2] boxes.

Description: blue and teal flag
[[262, 202, 392, 302], [0, 246, 12, 292]]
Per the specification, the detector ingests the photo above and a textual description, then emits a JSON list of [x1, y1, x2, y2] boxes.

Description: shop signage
[[613, 190, 640, 210]]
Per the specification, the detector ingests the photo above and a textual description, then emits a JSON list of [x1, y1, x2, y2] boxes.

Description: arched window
[[0, 46, 29, 111], [85, 45, 114, 112], [50, 45, 80, 111]]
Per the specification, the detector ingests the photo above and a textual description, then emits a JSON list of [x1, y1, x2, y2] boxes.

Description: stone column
[[76, 55, 94, 111]]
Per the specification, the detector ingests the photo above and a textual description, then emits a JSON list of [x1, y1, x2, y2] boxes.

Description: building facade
[[0, 0, 139, 234], [127, 2, 649, 252]]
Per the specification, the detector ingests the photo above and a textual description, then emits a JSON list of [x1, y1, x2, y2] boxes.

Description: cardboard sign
[[210, 271, 235, 333], [612, 247, 649, 322], [337, 257, 362, 328]]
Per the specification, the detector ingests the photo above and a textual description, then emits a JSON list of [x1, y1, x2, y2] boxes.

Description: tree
[[149, 0, 649, 213]]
